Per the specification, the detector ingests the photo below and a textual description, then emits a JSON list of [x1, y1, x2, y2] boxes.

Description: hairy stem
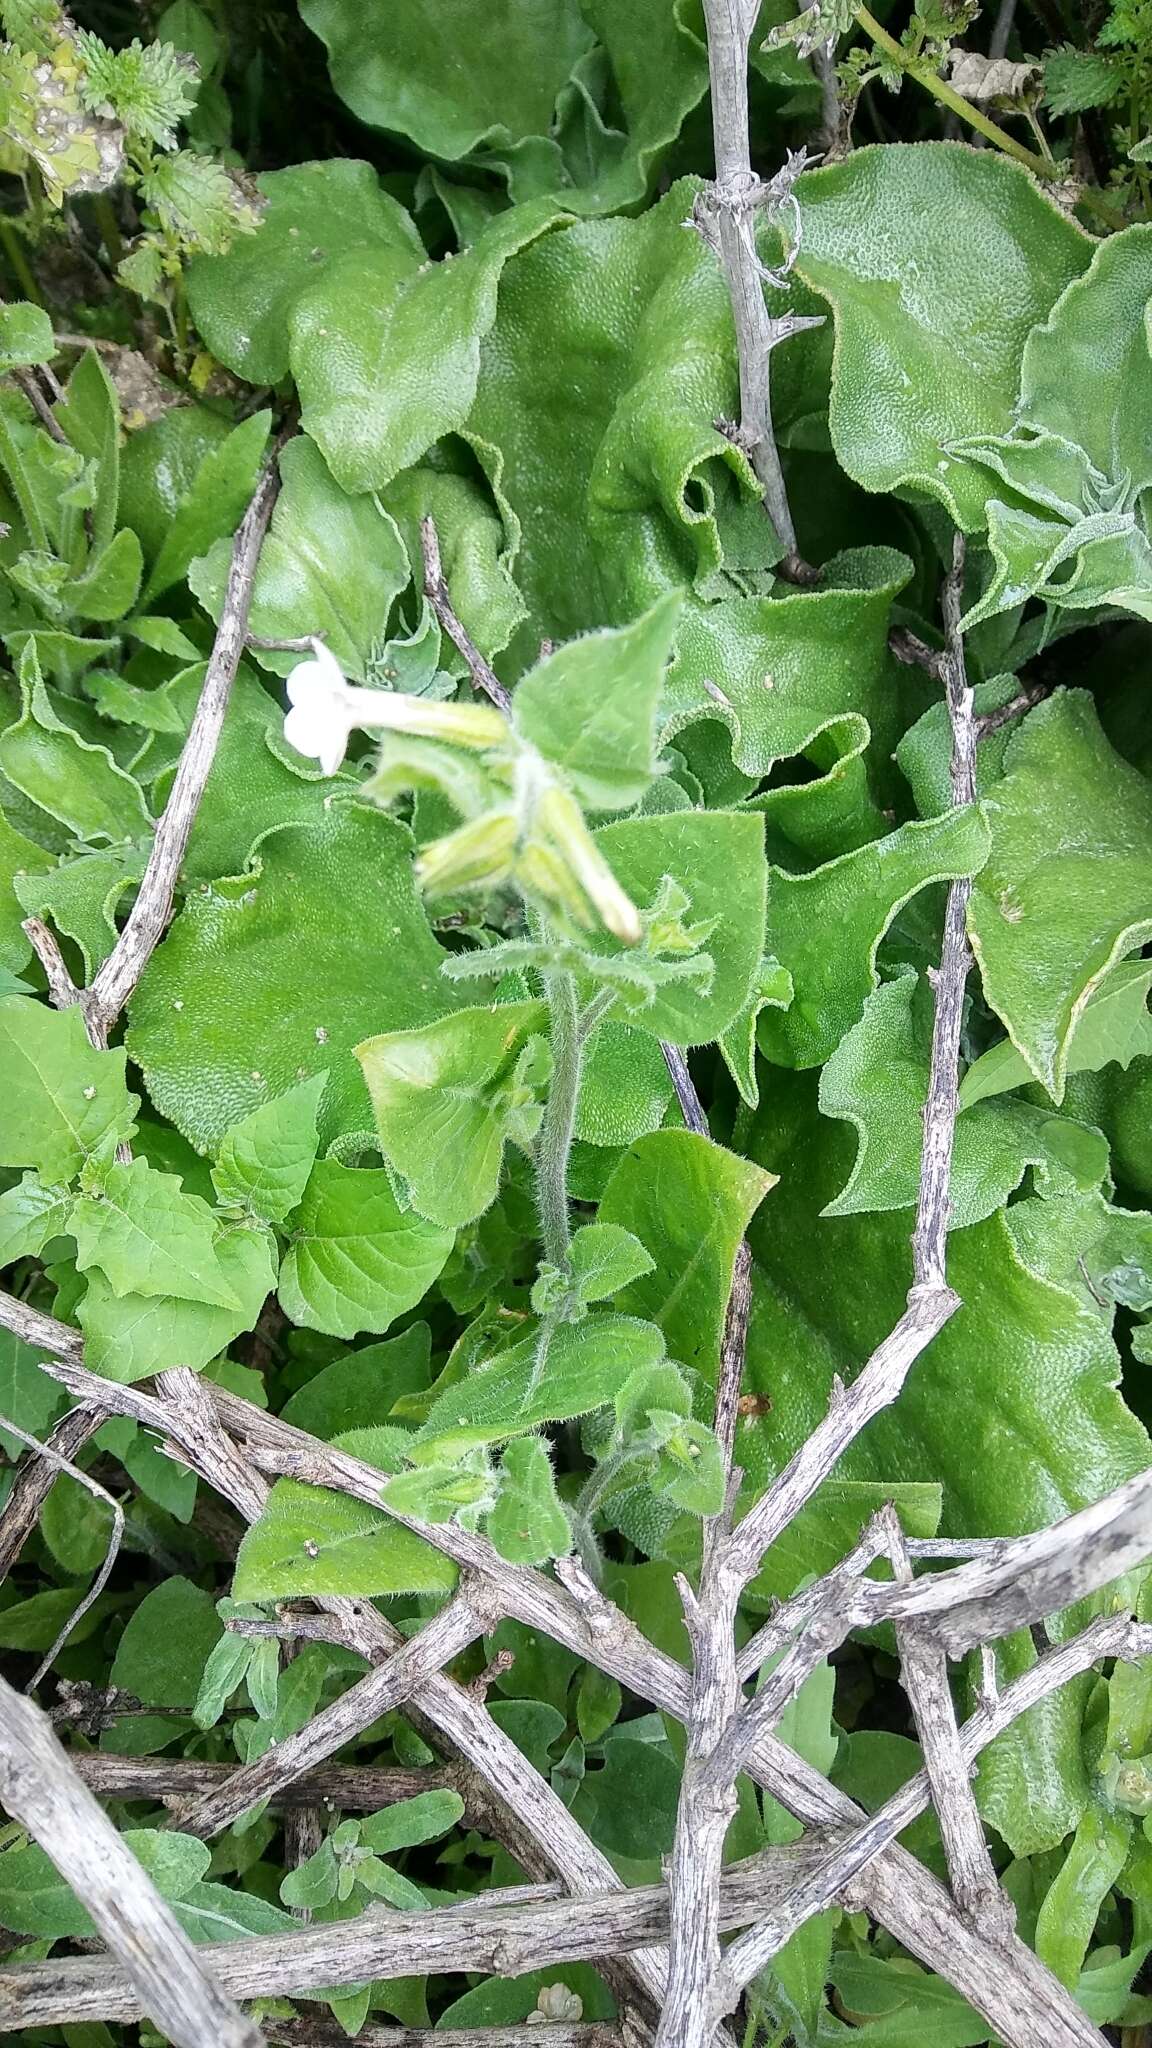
[[535, 967, 582, 1270]]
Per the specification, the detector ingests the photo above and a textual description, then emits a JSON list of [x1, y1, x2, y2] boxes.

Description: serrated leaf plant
[[3, 3, 1152, 2045]]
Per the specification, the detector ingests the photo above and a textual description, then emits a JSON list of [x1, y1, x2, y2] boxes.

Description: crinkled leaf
[[759, 805, 990, 1069], [794, 144, 1090, 527], [356, 1002, 547, 1229], [1021, 222, 1152, 502], [0, 995, 137, 1181], [821, 972, 1109, 1222], [187, 159, 423, 384], [278, 1159, 454, 1339], [968, 691, 1152, 1098], [233, 1423, 456, 1599], [290, 197, 568, 495], [0, 804, 52, 974], [128, 805, 460, 1154], [575, 1020, 673, 1147], [14, 842, 147, 981], [212, 1071, 326, 1225], [0, 647, 149, 842], [190, 436, 408, 681]]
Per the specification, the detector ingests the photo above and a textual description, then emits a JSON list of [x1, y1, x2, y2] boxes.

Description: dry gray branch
[[266, 2023, 625, 2048], [0, 1672, 263, 2048], [68, 1752, 459, 1814], [420, 514, 511, 712], [27, 1342, 1124, 2044], [0, 1842, 825, 2026], [696, 0, 822, 582], [0, 1413, 123, 1688], [173, 1585, 493, 1839]]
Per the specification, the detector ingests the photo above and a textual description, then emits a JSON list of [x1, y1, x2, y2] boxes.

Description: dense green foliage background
[[2, 0, 1152, 2041]]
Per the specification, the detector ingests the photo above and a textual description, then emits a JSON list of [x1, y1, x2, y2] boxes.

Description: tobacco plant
[[0, 2, 1151, 2045]]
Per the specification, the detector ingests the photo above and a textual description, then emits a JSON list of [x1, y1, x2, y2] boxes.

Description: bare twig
[[0, 1405, 100, 1584], [0, 1842, 824, 2028], [660, 1044, 710, 1137], [420, 515, 511, 712], [172, 1586, 493, 1839], [723, 1612, 1152, 1996], [0, 1673, 263, 2048], [83, 425, 292, 1036], [21, 914, 80, 1007], [0, 1414, 123, 1689], [656, 1237, 754, 2048], [722, 535, 974, 1585], [695, 0, 823, 582], [266, 2024, 624, 2048], [67, 1752, 459, 1815], [10, 1327, 1130, 2047]]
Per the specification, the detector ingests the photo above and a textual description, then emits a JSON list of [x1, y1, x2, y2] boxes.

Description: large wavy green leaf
[[968, 691, 1152, 1099], [471, 179, 826, 655], [758, 805, 990, 1069], [127, 804, 459, 1154], [794, 145, 1090, 527]]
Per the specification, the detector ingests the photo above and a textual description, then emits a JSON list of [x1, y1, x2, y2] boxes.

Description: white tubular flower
[[282, 639, 509, 776], [283, 640, 357, 776]]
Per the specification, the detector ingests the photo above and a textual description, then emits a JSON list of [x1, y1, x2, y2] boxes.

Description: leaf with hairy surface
[[127, 805, 460, 1155], [278, 1159, 454, 1338]]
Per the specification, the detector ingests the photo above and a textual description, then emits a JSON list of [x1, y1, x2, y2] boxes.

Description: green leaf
[[1020, 223, 1152, 504], [488, 1436, 570, 1563], [356, 1002, 547, 1229], [0, 301, 54, 374], [190, 436, 408, 682], [0, 995, 137, 1181], [826, 1953, 990, 2047], [170, 664, 332, 884], [960, 959, 1152, 1111], [212, 1071, 325, 1225], [794, 144, 1091, 528], [233, 1424, 457, 1600], [968, 692, 1152, 1098], [0, 803, 52, 975], [0, 1171, 72, 1267], [14, 843, 147, 982], [143, 409, 269, 603], [470, 179, 821, 651], [278, 1159, 454, 1339], [567, 1221, 654, 1304], [599, 1129, 774, 1382], [820, 972, 1108, 1222], [53, 347, 119, 554], [1035, 1803, 1132, 1987], [173, 1883, 296, 1943], [0, 647, 149, 843], [289, 197, 568, 495], [417, 1312, 666, 1448], [77, 1220, 276, 1382], [0, 1832, 210, 1938], [127, 804, 461, 1155], [594, 811, 767, 1044], [759, 805, 991, 1069], [298, 0, 592, 161], [279, 1326, 431, 1437], [0, 1323, 65, 1459], [186, 159, 425, 385], [575, 1020, 673, 1147], [279, 1836, 338, 1909], [63, 526, 143, 623], [512, 594, 680, 811], [110, 1576, 224, 1708], [70, 1158, 241, 1308], [358, 1787, 465, 1851]]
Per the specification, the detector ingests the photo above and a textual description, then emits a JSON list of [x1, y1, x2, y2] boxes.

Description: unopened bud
[[416, 810, 518, 897]]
